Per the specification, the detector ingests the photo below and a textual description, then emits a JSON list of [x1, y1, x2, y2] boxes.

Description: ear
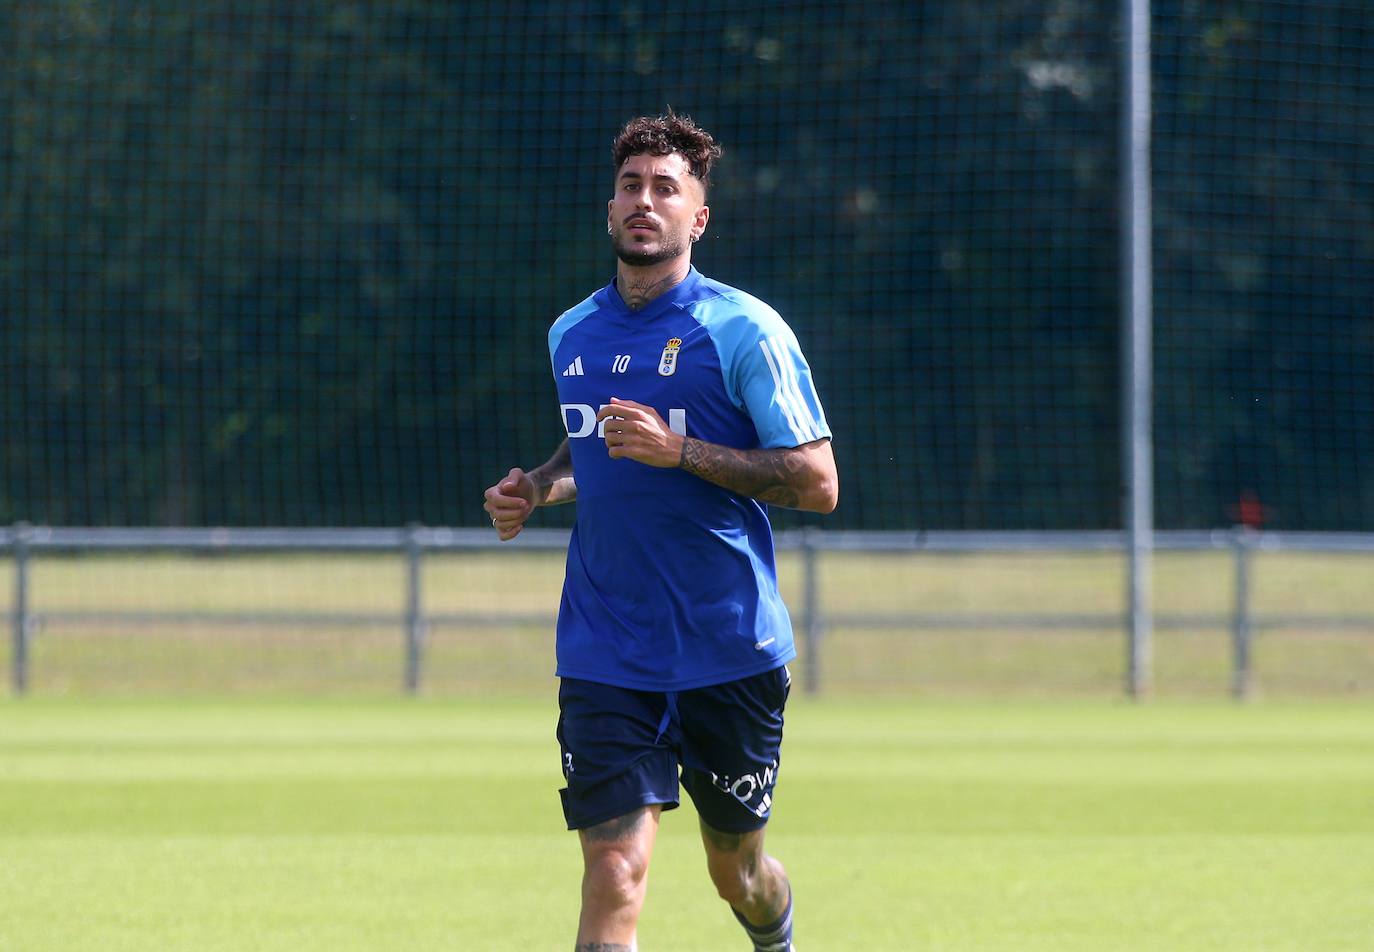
[[692, 204, 710, 242], [607, 198, 615, 231]]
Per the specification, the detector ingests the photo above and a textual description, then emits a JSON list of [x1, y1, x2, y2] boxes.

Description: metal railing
[[4, 524, 1373, 699]]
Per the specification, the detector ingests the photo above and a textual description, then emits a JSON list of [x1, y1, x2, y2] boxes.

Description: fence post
[[800, 528, 822, 695], [1121, 0, 1155, 701], [11, 522, 31, 696], [1231, 527, 1255, 701], [404, 524, 426, 695]]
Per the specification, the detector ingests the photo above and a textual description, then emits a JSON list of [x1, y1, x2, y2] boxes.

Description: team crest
[[658, 338, 683, 376]]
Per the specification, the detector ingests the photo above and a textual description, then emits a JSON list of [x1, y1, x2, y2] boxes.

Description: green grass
[[2, 549, 1368, 946], [2, 698, 1372, 950]]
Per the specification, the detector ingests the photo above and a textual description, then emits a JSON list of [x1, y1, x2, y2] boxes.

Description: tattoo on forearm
[[533, 440, 576, 506], [679, 438, 804, 509], [540, 476, 578, 506], [576, 944, 633, 951], [582, 809, 647, 843]]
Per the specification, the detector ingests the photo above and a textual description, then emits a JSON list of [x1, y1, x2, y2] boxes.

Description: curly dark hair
[[612, 110, 723, 188]]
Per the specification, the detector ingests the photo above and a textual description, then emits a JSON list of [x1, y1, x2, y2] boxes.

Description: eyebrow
[[618, 170, 685, 184]]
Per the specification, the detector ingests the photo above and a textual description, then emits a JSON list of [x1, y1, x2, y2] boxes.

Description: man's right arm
[[529, 438, 576, 507], [483, 439, 575, 541]]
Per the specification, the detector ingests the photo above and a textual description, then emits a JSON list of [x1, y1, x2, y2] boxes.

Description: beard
[[610, 228, 688, 266]]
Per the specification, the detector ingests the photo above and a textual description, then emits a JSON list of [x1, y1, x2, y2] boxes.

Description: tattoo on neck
[[619, 262, 691, 311], [621, 274, 676, 311]]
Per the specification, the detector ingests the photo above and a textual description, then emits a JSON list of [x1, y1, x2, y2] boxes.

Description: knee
[[583, 844, 650, 907], [708, 854, 764, 907]]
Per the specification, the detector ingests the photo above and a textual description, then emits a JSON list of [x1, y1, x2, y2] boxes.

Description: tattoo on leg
[[701, 825, 744, 853], [582, 809, 647, 842]]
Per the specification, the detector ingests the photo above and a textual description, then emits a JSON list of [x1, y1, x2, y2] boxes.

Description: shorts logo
[[658, 338, 682, 376], [711, 758, 779, 819]]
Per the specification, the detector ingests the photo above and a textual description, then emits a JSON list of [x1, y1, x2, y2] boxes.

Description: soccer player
[[483, 111, 837, 952]]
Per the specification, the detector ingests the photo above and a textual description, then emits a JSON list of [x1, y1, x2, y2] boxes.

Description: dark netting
[[1153, 0, 1374, 530], [1, 1, 1370, 531]]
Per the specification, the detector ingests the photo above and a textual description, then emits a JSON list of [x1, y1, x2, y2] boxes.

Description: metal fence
[[5, 524, 1373, 700]]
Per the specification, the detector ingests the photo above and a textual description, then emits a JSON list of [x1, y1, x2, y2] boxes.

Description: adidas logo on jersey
[[561, 356, 585, 377]]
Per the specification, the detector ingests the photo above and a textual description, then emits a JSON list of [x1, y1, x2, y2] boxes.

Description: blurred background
[[2, 0, 1372, 698]]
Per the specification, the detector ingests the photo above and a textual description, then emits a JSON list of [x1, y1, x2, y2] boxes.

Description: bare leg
[[699, 818, 790, 926], [575, 805, 661, 950]]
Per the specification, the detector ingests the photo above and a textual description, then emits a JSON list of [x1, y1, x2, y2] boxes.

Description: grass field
[[2, 698, 1372, 951]]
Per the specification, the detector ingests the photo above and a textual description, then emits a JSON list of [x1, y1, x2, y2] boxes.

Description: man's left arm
[[681, 435, 837, 513], [597, 397, 838, 513]]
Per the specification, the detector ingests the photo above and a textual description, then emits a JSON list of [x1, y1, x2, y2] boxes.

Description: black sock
[[733, 890, 793, 952]]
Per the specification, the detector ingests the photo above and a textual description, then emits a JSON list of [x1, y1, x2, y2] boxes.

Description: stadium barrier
[[5, 524, 1373, 700]]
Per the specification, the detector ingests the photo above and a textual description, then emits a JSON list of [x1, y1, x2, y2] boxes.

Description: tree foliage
[[2, 1, 1369, 529]]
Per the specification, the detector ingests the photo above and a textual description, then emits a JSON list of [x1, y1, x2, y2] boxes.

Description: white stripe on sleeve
[[763, 336, 821, 442], [758, 337, 807, 442], [758, 338, 808, 443]]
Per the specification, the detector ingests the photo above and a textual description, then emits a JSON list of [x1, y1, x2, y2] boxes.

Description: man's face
[[607, 151, 709, 267]]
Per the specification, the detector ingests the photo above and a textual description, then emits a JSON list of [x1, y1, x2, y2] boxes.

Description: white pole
[[1122, 0, 1154, 699], [11, 523, 31, 696]]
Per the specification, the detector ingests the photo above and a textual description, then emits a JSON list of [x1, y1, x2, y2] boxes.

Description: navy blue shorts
[[556, 666, 791, 833]]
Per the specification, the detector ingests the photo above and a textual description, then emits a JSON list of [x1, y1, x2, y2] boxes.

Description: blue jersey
[[548, 267, 831, 691]]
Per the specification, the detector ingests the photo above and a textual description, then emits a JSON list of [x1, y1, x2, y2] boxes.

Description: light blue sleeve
[[700, 295, 832, 449], [548, 294, 599, 374]]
